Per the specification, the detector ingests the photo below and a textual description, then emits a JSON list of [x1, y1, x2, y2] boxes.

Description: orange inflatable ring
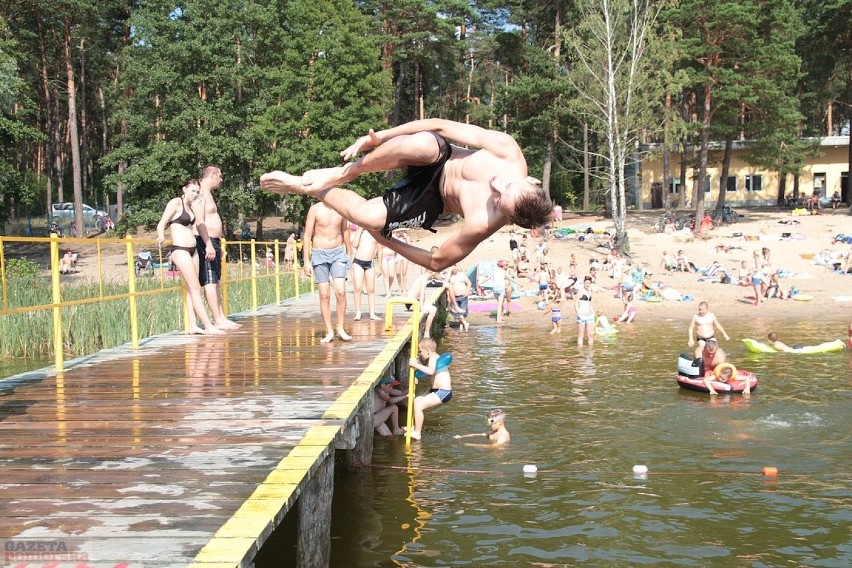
[[713, 363, 738, 382]]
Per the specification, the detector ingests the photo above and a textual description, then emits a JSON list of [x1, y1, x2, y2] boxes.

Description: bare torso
[[440, 148, 524, 236], [693, 313, 715, 339], [354, 229, 378, 261], [309, 203, 346, 250], [196, 188, 224, 238]]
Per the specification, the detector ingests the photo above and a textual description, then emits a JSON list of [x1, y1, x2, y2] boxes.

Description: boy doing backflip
[[260, 119, 553, 272]]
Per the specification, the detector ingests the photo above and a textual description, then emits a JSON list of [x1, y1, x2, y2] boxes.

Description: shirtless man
[[259, 118, 553, 271], [303, 201, 352, 343], [350, 226, 380, 321], [698, 339, 729, 394], [195, 164, 241, 330], [688, 301, 730, 352], [447, 265, 471, 332], [767, 332, 797, 352]]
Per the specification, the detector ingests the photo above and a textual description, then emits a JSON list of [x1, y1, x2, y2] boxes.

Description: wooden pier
[[0, 292, 435, 567]]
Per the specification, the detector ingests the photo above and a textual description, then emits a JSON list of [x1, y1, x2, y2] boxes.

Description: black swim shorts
[[197, 236, 223, 286], [381, 132, 452, 238]]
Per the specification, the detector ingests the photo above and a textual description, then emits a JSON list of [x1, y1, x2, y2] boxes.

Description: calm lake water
[[313, 316, 851, 567]]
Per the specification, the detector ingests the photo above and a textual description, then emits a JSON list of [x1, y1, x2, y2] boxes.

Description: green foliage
[[3, 257, 41, 279]]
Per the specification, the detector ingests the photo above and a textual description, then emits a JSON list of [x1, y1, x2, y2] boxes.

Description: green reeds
[[0, 270, 302, 361]]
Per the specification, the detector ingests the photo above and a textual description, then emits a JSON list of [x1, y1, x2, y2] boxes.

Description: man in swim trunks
[[259, 118, 554, 271], [303, 201, 352, 343], [447, 265, 471, 332], [194, 164, 241, 330], [688, 301, 730, 352], [350, 226, 381, 321]]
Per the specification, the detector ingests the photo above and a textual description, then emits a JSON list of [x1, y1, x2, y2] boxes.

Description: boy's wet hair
[[419, 337, 437, 352], [510, 180, 553, 229], [487, 408, 505, 422]]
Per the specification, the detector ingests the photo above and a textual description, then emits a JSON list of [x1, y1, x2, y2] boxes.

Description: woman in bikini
[[157, 179, 225, 335], [379, 244, 397, 296]]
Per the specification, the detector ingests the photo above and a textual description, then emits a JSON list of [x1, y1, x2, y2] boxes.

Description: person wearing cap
[[373, 377, 406, 436], [454, 408, 511, 447]]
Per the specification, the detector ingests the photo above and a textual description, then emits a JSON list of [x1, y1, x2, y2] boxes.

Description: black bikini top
[[169, 199, 195, 227]]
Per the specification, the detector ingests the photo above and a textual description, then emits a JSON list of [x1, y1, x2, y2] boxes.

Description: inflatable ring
[[713, 363, 738, 382]]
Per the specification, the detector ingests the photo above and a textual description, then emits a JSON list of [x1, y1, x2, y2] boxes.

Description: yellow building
[[637, 136, 850, 209]]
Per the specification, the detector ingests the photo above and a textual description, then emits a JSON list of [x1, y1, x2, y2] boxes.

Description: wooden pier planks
[[0, 296, 416, 567]]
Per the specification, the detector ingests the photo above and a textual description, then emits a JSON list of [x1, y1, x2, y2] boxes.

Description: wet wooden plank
[[0, 293, 417, 567]]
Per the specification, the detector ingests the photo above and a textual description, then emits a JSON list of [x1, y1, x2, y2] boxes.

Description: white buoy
[[523, 464, 538, 474], [632, 464, 648, 476]]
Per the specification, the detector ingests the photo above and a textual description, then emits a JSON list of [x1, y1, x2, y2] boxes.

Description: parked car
[[51, 202, 109, 224]]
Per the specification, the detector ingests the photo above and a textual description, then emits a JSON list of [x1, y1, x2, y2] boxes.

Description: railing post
[[221, 238, 229, 316], [274, 239, 281, 303], [0, 237, 8, 311], [250, 238, 258, 311], [384, 297, 421, 446], [293, 243, 301, 296], [96, 239, 104, 299], [125, 235, 139, 349], [50, 233, 64, 371]]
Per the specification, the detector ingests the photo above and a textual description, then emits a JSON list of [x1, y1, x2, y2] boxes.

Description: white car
[[51, 202, 109, 223]]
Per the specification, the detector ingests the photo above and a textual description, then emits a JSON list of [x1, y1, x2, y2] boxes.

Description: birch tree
[[567, 0, 662, 251]]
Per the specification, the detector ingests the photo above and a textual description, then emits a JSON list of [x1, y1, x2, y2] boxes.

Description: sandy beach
[[404, 208, 852, 328], [54, 207, 851, 331]]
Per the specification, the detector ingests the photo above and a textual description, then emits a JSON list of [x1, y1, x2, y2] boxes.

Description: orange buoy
[[762, 466, 778, 477]]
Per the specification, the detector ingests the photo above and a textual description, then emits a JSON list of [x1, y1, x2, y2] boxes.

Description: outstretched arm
[[369, 225, 488, 272]]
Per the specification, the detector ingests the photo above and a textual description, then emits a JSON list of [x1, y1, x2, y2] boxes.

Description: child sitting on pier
[[373, 377, 406, 436], [407, 338, 452, 441]]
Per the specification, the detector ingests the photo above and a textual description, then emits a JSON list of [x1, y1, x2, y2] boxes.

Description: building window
[[745, 175, 762, 192], [726, 176, 737, 192], [668, 179, 681, 194]]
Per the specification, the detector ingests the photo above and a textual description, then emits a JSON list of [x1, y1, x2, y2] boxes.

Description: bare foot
[[259, 171, 306, 195], [369, 313, 380, 320], [216, 319, 242, 330], [187, 326, 206, 335], [353, 312, 362, 321], [392, 428, 405, 436], [203, 326, 226, 335], [301, 166, 348, 192], [320, 332, 335, 343], [409, 430, 422, 441], [337, 328, 352, 341]]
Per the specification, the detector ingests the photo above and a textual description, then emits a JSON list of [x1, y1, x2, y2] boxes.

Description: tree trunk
[[777, 171, 787, 207], [65, 20, 84, 238], [37, 18, 56, 216], [694, 84, 712, 232], [715, 138, 732, 217], [542, 132, 554, 199], [663, 92, 671, 215], [583, 122, 590, 211]]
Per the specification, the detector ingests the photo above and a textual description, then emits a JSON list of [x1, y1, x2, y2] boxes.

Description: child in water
[[407, 338, 452, 441], [614, 293, 636, 323], [542, 296, 562, 334], [454, 408, 511, 447], [595, 309, 615, 335]]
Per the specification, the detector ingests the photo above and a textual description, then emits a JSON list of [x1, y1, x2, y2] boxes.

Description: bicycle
[[653, 212, 685, 233], [712, 205, 739, 226], [95, 214, 115, 232]]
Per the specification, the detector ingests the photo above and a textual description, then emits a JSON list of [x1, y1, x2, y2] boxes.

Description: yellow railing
[[0, 234, 307, 371], [384, 297, 421, 446]]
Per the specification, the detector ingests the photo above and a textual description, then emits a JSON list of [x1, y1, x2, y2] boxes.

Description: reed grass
[[0, 269, 302, 360]]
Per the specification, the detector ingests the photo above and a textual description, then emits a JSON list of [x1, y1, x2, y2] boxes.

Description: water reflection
[[330, 317, 851, 566]]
